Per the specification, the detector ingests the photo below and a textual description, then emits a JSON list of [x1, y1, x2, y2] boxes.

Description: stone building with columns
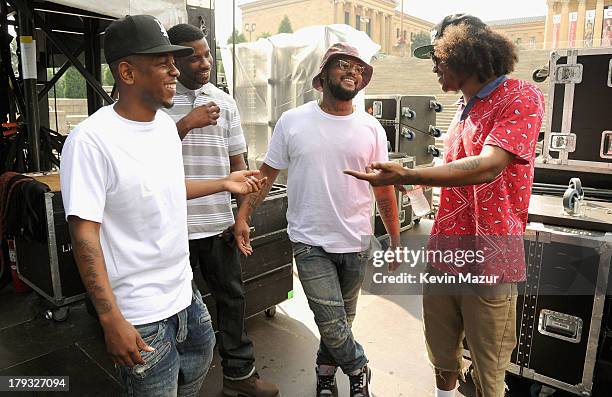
[[239, 0, 433, 56], [544, 0, 612, 48], [488, 17, 546, 49]]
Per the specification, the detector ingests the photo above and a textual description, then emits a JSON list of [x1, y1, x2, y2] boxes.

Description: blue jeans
[[117, 288, 216, 397], [292, 242, 369, 374]]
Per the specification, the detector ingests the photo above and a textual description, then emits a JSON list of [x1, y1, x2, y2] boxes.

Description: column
[[593, 0, 604, 47], [559, 0, 570, 48], [348, 1, 356, 29], [362, 7, 369, 34], [576, 0, 586, 47], [372, 10, 381, 45], [379, 12, 386, 52], [543, 0, 557, 49]]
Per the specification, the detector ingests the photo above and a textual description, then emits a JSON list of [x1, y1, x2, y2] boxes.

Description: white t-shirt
[[264, 101, 389, 253], [60, 105, 192, 325]]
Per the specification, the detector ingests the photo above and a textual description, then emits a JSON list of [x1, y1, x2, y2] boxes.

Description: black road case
[[14, 174, 293, 323], [462, 197, 612, 396], [365, 95, 443, 167], [536, 48, 612, 189]]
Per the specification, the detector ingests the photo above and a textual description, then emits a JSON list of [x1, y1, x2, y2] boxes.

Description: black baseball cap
[[413, 14, 487, 59], [104, 14, 193, 64]]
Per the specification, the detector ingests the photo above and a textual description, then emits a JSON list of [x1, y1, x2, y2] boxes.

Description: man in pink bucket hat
[[233, 42, 400, 397]]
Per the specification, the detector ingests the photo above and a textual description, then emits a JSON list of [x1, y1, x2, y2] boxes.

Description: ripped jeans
[[116, 288, 216, 397], [292, 242, 369, 374]]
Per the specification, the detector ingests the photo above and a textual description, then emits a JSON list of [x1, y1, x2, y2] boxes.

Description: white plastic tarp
[[221, 24, 381, 163], [47, 0, 187, 26]]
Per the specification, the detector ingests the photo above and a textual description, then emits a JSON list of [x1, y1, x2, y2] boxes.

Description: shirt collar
[[458, 75, 507, 120], [175, 80, 213, 97], [475, 75, 507, 99]]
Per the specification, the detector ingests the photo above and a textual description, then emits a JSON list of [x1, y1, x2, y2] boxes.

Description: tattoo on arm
[[75, 238, 112, 314], [377, 198, 394, 220], [246, 178, 274, 213], [447, 157, 482, 171]]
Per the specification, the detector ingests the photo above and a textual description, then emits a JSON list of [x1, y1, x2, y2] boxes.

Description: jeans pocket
[[292, 242, 312, 258], [132, 322, 171, 379]]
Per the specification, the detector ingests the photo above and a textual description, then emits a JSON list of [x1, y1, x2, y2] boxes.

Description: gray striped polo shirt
[[165, 82, 247, 238]]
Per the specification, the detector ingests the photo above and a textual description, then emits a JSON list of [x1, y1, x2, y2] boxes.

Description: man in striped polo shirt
[[164, 24, 280, 397]]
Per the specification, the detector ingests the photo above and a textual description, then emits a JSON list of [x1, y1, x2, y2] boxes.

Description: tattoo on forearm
[[377, 198, 394, 221], [246, 179, 273, 212], [447, 157, 481, 171], [75, 238, 112, 315]]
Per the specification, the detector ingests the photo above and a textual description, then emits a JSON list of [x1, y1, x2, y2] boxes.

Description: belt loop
[[176, 308, 188, 343]]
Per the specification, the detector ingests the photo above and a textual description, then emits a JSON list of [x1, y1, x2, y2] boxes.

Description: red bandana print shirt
[[429, 78, 545, 282]]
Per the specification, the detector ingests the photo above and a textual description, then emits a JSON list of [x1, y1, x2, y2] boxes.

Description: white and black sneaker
[[316, 366, 338, 397], [348, 365, 372, 397]]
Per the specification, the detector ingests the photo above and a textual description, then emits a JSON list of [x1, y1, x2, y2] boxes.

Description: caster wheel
[[46, 306, 69, 322], [264, 306, 277, 318], [530, 383, 556, 397]]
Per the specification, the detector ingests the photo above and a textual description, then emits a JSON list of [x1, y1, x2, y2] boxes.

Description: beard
[[328, 79, 359, 101]]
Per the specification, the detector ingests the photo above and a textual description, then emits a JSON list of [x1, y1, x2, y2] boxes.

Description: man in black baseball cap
[[61, 14, 266, 397], [104, 14, 193, 64]]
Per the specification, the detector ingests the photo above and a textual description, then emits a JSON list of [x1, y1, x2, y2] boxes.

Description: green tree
[[277, 15, 293, 34], [410, 31, 431, 54], [258, 32, 272, 39], [63, 66, 86, 98], [227, 30, 247, 45], [46, 68, 65, 97], [102, 64, 115, 86]]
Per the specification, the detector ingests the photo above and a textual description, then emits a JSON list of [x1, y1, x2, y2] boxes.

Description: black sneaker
[[348, 365, 372, 397], [316, 366, 338, 397]]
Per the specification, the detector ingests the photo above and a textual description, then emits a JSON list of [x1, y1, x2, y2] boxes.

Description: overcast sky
[[215, 0, 548, 43]]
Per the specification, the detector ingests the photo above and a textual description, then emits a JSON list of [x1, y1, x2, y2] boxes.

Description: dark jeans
[[189, 234, 255, 379], [116, 289, 215, 397], [292, 242, 369, 374]]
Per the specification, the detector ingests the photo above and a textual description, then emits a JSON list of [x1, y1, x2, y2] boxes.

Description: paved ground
[[0, 221, 581, 396]]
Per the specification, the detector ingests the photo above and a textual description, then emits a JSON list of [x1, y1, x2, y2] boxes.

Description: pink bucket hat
[[311, 42, 373, 91]]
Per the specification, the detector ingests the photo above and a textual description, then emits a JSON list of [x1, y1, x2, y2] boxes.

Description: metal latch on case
[[549, 133, 576, 152], [538, 309, 583, 343], [552, 64, 583, 84]]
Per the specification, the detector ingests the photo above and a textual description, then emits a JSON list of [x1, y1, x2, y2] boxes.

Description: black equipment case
[[535, 48, 612, 189], [463, 195, 612, 396], [365, 95, 444, 167], [14, 173, 293, 323]]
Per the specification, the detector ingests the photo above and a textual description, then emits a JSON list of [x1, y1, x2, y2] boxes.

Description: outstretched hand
[[224, 170, 267, 195], [344, 162, 409, 187]]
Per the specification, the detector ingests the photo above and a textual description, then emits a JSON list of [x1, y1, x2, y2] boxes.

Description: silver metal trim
[[536, 157, 612, 172], [608, 58, 612, 88], [601, 131, 612, 159], [45, 192, 63, 302], [560, 50, 579, 163], [541, 51, 559, 162], [537, 309, 583, 343]]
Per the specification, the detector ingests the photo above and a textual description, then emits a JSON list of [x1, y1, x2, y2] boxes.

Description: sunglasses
[[336, 59, 366, 75]]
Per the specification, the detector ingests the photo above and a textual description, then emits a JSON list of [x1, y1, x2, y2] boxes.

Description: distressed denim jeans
[[117, 288, 216, 397], [292, 242, 369, 374]]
